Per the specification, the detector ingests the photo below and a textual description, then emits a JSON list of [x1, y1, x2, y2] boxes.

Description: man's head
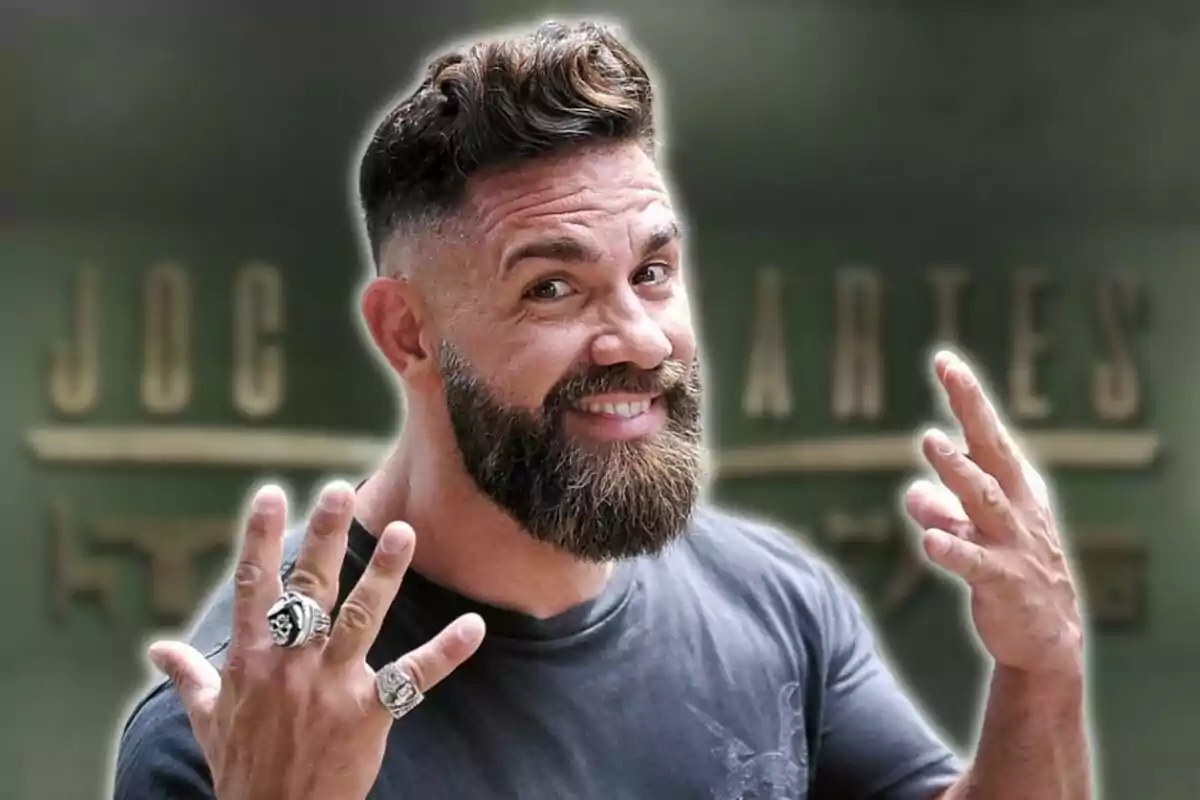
[[357, 21, 704, 562]]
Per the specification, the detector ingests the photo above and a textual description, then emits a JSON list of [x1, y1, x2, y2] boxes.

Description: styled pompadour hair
[[357, 21, 657, 267]]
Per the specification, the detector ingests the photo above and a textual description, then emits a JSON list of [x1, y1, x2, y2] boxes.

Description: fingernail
[[320, 483, 353, 511], [926, 531, 950, 554], [927, 429, 956, 456], [255, 485, 285, 510], [457, 614, 485, 643], [379, 523, 412, 554], [935, 353, 951, 377], [147, 643, 167, 672]]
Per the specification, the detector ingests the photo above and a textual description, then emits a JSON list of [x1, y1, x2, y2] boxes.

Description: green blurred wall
[[4, 4, 1200, 798]]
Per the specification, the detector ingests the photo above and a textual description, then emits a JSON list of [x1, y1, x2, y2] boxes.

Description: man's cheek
[[666, 330, 697, 365], [654, 297, 696, 355], [493, 363, 564, 411]]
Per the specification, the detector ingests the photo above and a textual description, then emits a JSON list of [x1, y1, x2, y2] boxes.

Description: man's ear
[[361, 276, 437, 383]]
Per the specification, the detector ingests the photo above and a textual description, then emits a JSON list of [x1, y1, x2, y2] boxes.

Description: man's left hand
[[904, 350, 1084, 679]]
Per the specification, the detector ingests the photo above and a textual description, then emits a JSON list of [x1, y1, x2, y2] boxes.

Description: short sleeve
[[113, 682, 216, 800], [811, 567, 963, 799]]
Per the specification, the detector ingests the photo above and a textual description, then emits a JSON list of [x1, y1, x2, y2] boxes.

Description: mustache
[[546, 359, 692, 408]]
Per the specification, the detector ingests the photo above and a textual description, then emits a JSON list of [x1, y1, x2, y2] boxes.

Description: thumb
[[148, 640, 221, 723]]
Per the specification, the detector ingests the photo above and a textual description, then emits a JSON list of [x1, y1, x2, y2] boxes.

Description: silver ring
[[266, 590, 331, 648], [375, 661, 424, 720]]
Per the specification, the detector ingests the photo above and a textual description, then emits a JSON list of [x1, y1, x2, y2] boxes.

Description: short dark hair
[[357, 21, 657, 267]]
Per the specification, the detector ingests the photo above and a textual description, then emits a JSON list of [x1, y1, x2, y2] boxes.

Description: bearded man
[[113, 20, 1092, 800]]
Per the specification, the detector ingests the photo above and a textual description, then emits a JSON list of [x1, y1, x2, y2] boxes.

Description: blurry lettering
[[735, 265, 1153, 426], [1092, 275, 1142, 421], [1078, 539, 1146, 628], [928, 265, 969, 344], [823, 509, 892, 546], [1009, 268, 1052, 420], [90, 516, 229, 621], [831, 266, 883, 419], [233, 262, 285, 418], [742, 266, 791, 418], [141, 262, 192, 414], [50, 501, 118, 621], [43, 262, 290, 419], [49, 265, 100, 416]]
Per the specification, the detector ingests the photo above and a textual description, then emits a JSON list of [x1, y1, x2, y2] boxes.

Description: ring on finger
[[375, 661, 424, 720], [267, 590, 332, 648]]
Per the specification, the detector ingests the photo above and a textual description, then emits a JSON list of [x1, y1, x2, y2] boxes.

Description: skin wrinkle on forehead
[[469, 146, 669, 245], [378, 145, 670, 279], [475, 182, 671, 244]]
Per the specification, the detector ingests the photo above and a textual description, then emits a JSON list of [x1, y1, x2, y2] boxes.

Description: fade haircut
[[357, 20, 658, 270]]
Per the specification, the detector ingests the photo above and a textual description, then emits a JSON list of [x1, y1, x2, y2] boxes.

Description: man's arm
[[937, 666, 1090, 800], [808, 563, 964, 799]]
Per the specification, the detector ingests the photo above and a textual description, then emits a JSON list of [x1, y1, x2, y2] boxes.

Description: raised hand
[[146, 482, 486, 800], [904, 351, 1084, 678]]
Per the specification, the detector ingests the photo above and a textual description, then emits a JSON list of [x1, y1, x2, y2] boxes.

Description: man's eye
[[633, 263, 672, 285], [525, 278, 573, 301]]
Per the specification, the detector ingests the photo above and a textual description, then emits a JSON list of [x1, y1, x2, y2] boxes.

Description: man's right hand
[[147, 482, 486, 800]]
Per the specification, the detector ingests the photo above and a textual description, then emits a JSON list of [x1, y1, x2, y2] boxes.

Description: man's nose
[[589, 294, 673, 370]]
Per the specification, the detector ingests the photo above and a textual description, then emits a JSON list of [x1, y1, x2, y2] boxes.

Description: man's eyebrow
[[500, 220, 683, 276], [501, 236, 602, 275], [642, 220, 682, 257]]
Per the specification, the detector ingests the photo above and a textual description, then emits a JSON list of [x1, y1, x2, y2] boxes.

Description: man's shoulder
[[667, 503, 856, 624], [682, 503, 832, 584]]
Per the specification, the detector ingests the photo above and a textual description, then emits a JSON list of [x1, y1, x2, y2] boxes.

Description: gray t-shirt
[[114, 505, 962, 799]]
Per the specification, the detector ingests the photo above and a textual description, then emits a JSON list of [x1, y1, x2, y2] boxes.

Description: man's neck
[[354, 437, 614, 620]]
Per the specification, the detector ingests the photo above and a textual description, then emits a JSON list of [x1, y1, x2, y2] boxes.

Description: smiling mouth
[[572, 397, 655, 419]]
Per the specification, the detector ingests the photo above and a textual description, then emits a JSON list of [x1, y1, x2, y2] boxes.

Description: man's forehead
[[494, 204, 682, 243], [465, 144, 672, 234]]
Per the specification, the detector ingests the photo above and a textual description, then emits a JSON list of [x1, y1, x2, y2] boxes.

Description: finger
[[231, 486, 288, 652], [922, 428, 1025, 542], [148, 640, 221, 729], [324, 521, 416, 666], [934, 350, 1027, 499], [391, 613, 486, 696], [903, 479, 977, 541], [922, 529, 1001, 586], [285, 481, 356, 611]]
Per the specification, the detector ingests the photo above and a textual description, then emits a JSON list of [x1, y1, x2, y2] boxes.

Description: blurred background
[[3, 1, 1197, 797]]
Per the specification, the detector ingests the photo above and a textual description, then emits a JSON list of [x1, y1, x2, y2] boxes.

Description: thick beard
[[437, 342, 704, 562]]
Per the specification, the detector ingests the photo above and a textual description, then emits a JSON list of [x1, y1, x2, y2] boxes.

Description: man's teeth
[[576, 399, 652, 418]]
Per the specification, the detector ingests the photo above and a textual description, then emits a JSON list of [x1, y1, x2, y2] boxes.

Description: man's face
[[429, 143, 704, 562]]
